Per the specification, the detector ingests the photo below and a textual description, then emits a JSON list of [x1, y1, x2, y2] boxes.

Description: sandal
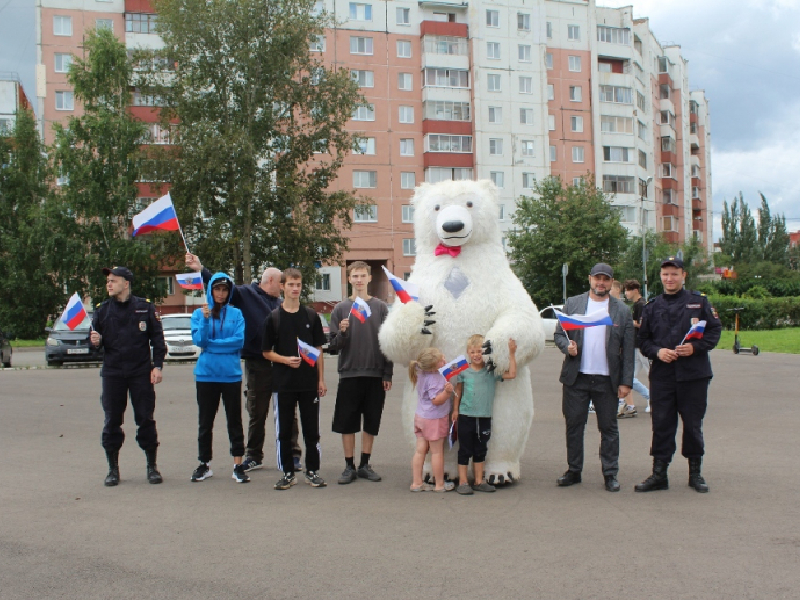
[[433, 481, 455, 492], [410, 483, 434, 492]]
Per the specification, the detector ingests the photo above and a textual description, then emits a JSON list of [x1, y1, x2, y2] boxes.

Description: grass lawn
[[10, 339, 46, 348], [716, 328, 800, 354]]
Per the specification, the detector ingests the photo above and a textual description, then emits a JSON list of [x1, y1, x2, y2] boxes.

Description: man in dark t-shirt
[[262, 268, 327, 490], [624, 280, 651, 413]]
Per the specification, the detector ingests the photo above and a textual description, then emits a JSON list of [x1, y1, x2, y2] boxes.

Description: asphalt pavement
[[1, 348, 798, 599]]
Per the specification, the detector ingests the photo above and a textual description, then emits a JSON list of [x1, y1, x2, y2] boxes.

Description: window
[[396, 7, 410, 25], [402, 204, 415, 221], [53, 15, 72, 36], [597, 26, 631, 45], [400, 138, 415, 156], [401, 173, 416, 190], [145, 123, 174, 145], [355, 137, 376, 154], [309, 36, 326, 52], [426, 134, 472, 153], [692, 186, 700, 199], [96, 19, 113, 31], [425, 167, 473, 182], [487, 42, 501, 59], [521, 140, 535, 156], [54, 53, 72, 73], [600, 115, 633, 133], [691, 165, 700, 177], [315, 274, 331, 291], [603, 175, 635, 193], [545, 53, 553, 70], [569, 86, 582, 102], [398, 73, 413, 90], [661, 137, 677, 153], [498, 204, 506, 220], [518, 45, 531, 62], [598, 62, 612, 73], [517, 13, 530, 31], [351, 37, 374, 55], [125, 13, 158, 33], [660, 84, 670, 100], [617, 206, 638, 223], [546, 22, 553, 38], [660, 110, 675, 127], [55, 91, 74, 110], [353, 171, 377, 188], [637, 91, 647, 113], [568, 25, 580, 41], [638, 120, 647, 142], [519, 77, 532, 94], [548, 114, 555, 131], [352, 104, 375, 121], [486, 10, 499, 27], [549, 145, 557, 162], [399, 106, 414, 123], [599, 85, 632, 104], [349, 3, 373, 21], [573, 177, 583, 187], [487, 73, 501, 92], [568, 56, 582, 72], [397, 40, 411, 58], [690, 100, 700, 115], [351, 70, 374, 88], [424, 101, 470, 121], [425, 68, 469, 88], [55, 167, 69, 186], [354, 204, 378, 222], [570, 116, 583, 132], [663, 188, 676, 204], [522, 173, 536, 188], [661, 163, 676, 178], [403, 238, 417, 256], [488, 106, 502, 123], [572, 146, 584, 163], [603, 146, 632, 162], [547, 84, 554, 101], [520, 108, 533, 124], [425, 35, 467, 55], [489, 138, 503, 155], [157, 276, 175, 296], [639, 178, 649, 198], [662, 216, 678, 232], [490, 171, 504, 188], [132, 91, 164, 107], [639, 150, 647, 168], [690, 121, 698, 134]]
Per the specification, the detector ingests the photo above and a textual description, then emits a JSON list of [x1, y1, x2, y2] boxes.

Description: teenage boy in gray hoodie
[[328, 262, 394, 484]]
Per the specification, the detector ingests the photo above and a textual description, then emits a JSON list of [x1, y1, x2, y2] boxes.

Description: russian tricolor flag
[[60, 293, 87, 331], [439, 354, 469, 381], [555, 309, 613, 331], [381, 266, 419, 304], [681, 320, 706, 344], [176, 272, 204, 290], [297, 338, 321, 367], [350, 296, 372, 323], [132, 193, 180, 237]]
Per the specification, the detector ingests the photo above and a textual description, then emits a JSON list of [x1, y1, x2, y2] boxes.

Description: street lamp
[[642, 176, 653, 299]]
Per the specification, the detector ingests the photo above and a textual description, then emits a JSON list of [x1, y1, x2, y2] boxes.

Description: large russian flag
[[297, 338, 321, 367], [176, 272, 204, 290], [132, 193, 179, 237], [381, 266, 419, 304], [350, 296, 372, 324], [682, 320, 706, 344], [439, 354, 469, 381], [555, 309, 613, 331], [60, 293, 87, 330]]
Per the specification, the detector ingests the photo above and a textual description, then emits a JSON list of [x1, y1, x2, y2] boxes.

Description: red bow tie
[[435, 243, 462, 258]]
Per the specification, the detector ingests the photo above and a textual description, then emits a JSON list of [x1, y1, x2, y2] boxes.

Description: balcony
[[420, 21, 468, 38], [663, 232, 679, 244], [690, 134, 700, 151], [690, 112, 698, 124], [662, 202, 680, 217], [692, 199, 702, 210], [661, 178, 677, 190], [661, 150, 677, 164], [658, 72, 674, 89], [692, 177, 701, 188], [692, 219, 703, 232], [423, 153, 473, 168]]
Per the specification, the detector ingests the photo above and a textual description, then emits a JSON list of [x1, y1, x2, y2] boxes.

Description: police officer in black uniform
[[91, 267, 166, 487], [635, 257, 721, 493]]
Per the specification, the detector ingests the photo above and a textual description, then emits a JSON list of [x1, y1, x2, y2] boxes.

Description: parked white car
[[161, 313, 200, 360], [539, 305, 564, 342]]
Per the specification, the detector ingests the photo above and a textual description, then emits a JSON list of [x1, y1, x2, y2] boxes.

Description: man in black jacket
[[186, 253, 301, 472], [635, 257, 721, 493], [91, 267, 166, 487]]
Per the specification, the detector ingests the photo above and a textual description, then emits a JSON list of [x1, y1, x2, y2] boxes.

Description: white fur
[[379, 179, 545, 483]]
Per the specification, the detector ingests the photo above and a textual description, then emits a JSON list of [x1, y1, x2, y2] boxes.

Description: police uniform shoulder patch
[[692, 290, 702, 296], [711, 306, 719, 319]]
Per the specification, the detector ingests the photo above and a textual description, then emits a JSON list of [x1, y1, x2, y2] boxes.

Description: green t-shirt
[[454, 367, 503, 418]]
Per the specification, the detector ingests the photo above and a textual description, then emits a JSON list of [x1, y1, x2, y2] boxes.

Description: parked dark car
[[0, 330, 11, 368], [318, 314, 336, 355], [45, 315, 103, 367]]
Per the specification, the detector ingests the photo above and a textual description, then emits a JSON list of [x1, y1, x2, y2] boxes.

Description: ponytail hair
[[408, 347, 444, 388]]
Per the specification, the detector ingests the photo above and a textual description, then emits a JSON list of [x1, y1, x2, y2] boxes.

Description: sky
[[2, 0, 799, 236]]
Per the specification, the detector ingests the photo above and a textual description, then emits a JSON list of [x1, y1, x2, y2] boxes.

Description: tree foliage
[[508, 176, 628, 307], [719, 192, 789, 267], [147, 0, 365, 284]]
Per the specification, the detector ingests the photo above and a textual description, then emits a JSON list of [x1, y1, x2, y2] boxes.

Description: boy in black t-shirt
[[262, 268, 328, 489], [623, 279, 651, 414]]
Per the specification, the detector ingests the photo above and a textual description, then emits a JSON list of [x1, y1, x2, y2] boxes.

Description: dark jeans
[[649, 378, 709, 462], [101, 372, 158, 451], [196, 381, 245, 463], [245, 358, 301, 463], [562, 374, 619, 477], [274, 390, 320, 474]]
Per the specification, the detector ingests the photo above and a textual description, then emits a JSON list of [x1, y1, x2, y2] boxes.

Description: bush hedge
[[706, 295, 800, 330]]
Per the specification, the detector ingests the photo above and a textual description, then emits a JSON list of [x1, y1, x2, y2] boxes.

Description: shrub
[[706, 295, 800, 330]]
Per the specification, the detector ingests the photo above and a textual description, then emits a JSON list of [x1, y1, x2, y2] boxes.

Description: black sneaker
[[338, 465, 358, 484], [305, 471, 327, 487], [241, 458, 262, 472], [232, 464, 250, 483], [357, 464, 382, 482], [191, 463, 212, 482], [274, 472, 296, 490]]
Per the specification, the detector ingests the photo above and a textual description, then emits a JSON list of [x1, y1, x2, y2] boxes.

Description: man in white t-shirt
[[553, 263, 635, 492]]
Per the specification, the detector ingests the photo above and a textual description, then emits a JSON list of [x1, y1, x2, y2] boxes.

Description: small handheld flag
[[680, 320, 706, 345], [381, 266, 419, 304], [132, 193, 179, 237], [176, 272, 204, 290], [554, 309, 613, 331], [297, 338, 320, 367], [439, 355, 469, 381], [61, 293, 88, 331], [350, 297, 372, 324]]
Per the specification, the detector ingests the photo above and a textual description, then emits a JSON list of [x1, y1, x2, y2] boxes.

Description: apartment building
[[0, 73, 34, 135]]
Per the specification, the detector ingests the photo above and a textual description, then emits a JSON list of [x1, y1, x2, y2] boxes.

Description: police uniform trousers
[[562, 373, 619, 477], [649, 377, 709, 462], [101, 373, 158, 451]]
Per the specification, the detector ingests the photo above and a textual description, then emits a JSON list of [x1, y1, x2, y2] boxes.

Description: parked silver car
[[539, 305, 564, 342], [162, 313, 200, 360]]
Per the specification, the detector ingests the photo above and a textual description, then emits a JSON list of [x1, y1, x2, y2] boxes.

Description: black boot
[[144, 447, 163, 484], [104, 449, 120, 487], [634, 459, 669, 492], [688, 458, 709, 493]]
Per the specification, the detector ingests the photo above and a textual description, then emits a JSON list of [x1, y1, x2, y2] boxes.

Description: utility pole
[[642, 176, 653, 299]]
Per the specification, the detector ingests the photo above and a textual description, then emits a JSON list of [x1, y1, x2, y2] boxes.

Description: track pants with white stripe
[[274, 390, 321, 473]]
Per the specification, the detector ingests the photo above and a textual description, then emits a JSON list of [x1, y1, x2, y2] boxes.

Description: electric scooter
[[727, 307, 760, 356]]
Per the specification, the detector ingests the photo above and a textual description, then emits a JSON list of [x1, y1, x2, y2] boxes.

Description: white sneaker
[[589, 402, 596, 414]]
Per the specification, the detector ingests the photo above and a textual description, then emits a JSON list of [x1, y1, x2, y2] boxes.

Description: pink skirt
[[414, 414, 450, 441]]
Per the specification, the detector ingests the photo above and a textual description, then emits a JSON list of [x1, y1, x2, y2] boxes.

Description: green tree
[[720, 192, 788, 267], [147, 0, 364, 284], [51, 28, 175, 304], [508, 176, 627, 307]]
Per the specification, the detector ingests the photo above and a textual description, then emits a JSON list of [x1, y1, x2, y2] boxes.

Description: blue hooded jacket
[[191, 272, 245, 383]]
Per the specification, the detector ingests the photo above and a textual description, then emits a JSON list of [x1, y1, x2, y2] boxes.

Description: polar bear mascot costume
[[379, 179, 545, 485]]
